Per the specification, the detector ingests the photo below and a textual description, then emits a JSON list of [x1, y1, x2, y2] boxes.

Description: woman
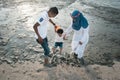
[[64, 10, 89, 64]]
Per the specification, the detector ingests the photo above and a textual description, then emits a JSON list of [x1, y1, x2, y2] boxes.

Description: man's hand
[[38, 37, 43, 44]]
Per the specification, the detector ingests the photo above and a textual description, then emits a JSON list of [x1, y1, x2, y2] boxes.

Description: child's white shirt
[[55, 33, 64, 42]]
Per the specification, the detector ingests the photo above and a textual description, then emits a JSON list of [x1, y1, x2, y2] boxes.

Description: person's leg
[[76, 43, 87, 65], [52, 47, 56, 54], [40, 38, 50, 64], [71, 41, 78, 58], [59, 48, 62, 54], [41, 38, 50, 56], [52, 42, 57, 54], [36, 38, 50, 56], [76, 43, 86, 59], [44, 56, 49, 64], [59, 42, 63, 54], [71, 41, 78, 53]]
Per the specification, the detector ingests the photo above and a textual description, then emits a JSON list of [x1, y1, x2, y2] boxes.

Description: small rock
[[2, 70, 5, 73]]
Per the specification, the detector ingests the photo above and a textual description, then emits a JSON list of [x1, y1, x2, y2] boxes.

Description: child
[[33, 7, 58, 66], [52, 25, 64, 54]]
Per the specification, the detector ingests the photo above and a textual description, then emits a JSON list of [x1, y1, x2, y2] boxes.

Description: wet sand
[[0, 0, 120, 80]]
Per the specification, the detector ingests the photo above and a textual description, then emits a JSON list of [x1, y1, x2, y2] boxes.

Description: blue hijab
[[71, 10, 88, 30]]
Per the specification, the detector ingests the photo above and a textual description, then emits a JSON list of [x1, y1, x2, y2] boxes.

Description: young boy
[[52, 25, 64, 54], [33, 7, 58, 66]]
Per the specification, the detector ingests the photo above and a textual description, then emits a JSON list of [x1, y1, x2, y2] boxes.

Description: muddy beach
[[0, 0, 120, 80]]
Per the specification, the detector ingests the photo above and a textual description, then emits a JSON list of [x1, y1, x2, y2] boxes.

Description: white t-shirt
[[35, 11, 50, 39], [55, 33, 64, 42]]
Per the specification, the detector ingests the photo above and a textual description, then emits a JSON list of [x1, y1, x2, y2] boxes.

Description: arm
[[49, 19, 57, 32], [63, 26, 73, 40], [49, 19, 56, 26], [33, 22, 43, 44], [65, 21, 73, 35], [63, 22, 73, 39], [65, 25, 73, 35]]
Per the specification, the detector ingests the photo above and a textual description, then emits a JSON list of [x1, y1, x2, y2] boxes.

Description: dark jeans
[[36, 38, 50, 56], [54, 42, 63, 48]]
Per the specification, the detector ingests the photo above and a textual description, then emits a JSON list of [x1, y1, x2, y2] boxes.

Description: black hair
[[57, 29, 63, 34], [49, 7, 59, 14]]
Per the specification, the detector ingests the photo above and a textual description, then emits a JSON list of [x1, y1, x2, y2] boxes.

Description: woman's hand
[[79, 41, 83, 45], [63, 34, 67, 40]]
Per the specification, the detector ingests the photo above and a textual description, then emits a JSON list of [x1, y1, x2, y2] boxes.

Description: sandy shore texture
[[0, 0, 120, 80]]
